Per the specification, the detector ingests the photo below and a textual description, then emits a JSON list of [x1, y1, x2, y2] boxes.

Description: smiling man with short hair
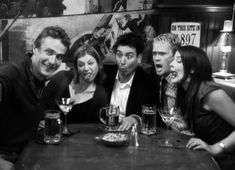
[[0, 26, 70, 169]]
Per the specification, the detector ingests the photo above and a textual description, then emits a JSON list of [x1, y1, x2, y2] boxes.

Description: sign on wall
[[171, 22, 201, 47]]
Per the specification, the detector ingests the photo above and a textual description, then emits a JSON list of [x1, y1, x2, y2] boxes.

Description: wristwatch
[[218, 142, 225, 150]]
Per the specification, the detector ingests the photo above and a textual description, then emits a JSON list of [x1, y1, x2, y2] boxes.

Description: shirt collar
[[164, 74, 175, 86], [26, 58, 45, 97], [161, 74, 176, 88], [115, 71, 135, 88]]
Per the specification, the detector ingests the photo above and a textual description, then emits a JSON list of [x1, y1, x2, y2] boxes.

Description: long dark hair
[[177, 45, 213, 131], [72, 44, 106, 84]]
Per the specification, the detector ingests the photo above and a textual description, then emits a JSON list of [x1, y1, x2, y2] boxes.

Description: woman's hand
[[118, 116, 137, 131], [186, 137, 223, 155]]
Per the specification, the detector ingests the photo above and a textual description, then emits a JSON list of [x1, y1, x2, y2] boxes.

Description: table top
[[16, 124, 220, 170]]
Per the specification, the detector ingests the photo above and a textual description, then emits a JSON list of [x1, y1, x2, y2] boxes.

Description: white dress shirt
[[110, 72, 135, 116]]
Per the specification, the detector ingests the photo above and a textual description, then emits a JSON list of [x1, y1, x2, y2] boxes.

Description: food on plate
[[101, 133, 128, 142]]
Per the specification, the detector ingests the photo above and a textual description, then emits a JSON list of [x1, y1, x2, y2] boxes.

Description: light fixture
[[212, 2, 235, 79]]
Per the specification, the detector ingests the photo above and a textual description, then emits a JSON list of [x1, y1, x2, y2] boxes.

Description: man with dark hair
[[0, 26, 70, 169], [103, 32, 157, 131]]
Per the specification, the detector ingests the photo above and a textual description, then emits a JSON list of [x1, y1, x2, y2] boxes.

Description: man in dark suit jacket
[[103, 32, 160, 131]]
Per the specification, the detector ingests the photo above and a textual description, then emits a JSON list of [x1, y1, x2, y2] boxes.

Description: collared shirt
[[110, 72, 135, 115], [164, 74, 177, 109], [161, 74, 193, 135]]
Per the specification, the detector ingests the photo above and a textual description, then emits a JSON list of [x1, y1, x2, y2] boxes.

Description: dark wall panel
[[8, 30, 26, 63], [153, 5, 234, 73]]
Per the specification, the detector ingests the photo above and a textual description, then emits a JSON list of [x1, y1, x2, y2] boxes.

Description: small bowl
[[100, 132, 129, 147]]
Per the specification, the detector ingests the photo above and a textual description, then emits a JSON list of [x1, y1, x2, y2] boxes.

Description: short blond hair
[[153, 33, 181, 54]]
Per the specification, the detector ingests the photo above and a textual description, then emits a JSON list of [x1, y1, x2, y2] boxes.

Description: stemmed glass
[[157, 107, 177, 147], [55, 98, 74, 135]]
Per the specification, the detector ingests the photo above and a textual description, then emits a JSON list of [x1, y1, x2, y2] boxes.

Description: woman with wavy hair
[[43, 44, 108, 123]]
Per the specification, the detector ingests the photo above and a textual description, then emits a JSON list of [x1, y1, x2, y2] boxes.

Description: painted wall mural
[[0, 0, 155, 18], [5, 11, 157, 64]]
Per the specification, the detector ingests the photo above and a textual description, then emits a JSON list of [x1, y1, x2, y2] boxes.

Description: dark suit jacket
[[103, 65, 158, 119]]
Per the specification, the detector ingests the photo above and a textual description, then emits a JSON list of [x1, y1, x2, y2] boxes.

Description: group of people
[[0, 25, 235, 170]]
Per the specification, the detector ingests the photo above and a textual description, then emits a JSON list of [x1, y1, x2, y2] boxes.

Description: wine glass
[[55, 98, 74, 135], [157, 107, 177, 147]]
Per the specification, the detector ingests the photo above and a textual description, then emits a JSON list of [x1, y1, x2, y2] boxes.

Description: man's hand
[[118, 116, 137, 131]]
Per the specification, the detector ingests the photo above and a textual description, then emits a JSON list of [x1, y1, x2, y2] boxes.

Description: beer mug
[[99, 105, 120, 131], [141, 105, 157, 135], [44, 110, 62, 144]]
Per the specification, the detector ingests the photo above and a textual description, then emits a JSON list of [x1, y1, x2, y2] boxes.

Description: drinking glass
[[157, 107, 177, 147], [44, 110, 62, 144], [55, 98, 74, 135], [141, 105, 157, 135], [99, 105, 120, 131]]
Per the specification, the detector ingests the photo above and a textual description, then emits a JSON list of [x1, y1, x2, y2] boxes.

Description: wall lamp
[[212, 2, 235, 79]]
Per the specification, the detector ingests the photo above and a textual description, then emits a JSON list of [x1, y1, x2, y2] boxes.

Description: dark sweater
[[0, 59, 44, 154]]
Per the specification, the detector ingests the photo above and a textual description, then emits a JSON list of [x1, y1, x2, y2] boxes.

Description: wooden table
[[15, 124, 220, 170]]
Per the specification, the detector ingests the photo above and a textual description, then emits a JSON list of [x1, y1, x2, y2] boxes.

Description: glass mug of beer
[[141, 104, 157, 135], [44, 110, 62, 144], [99, 105, 120, 131]]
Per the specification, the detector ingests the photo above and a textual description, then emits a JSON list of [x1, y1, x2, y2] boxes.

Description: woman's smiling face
[[170, 51, 185, 84]]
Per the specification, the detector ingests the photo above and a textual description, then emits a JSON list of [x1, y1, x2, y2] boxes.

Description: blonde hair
[[153, 33, 181, 54]]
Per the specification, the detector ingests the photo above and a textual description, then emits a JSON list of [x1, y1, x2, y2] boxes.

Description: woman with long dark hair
[[170, 45, 235, 169]]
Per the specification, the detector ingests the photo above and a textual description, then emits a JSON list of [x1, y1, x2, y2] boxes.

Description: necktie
[[160, 78, 166, 107]]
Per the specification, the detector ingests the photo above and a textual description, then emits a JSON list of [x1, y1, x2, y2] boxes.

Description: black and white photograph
[[0, 0, 235, 170]]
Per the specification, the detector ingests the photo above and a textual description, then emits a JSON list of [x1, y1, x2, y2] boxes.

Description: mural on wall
[[0, 0, 156, 18], [6, 11, 157, 64], [69, 13, 151, 64]]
